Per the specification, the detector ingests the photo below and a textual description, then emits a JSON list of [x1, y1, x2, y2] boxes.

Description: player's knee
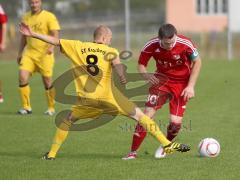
[[19, 70, 30, 85], [19, 77, 28, 86], [170, 114, 183, 123], [129, 107, 142, 120], [66, 112, 79, 123], [43, 80, 53, 89]]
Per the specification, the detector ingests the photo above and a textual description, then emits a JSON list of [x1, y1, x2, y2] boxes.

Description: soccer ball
[[198, 138, 220, 157], [154, 145, 166, 158]]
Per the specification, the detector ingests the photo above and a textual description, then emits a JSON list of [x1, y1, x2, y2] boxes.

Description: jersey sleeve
[[59, 39, 82, 64], [138, 43, 153, 66], [48, 13, 60, 31], [106, 47, 119, 62], [0, 14, 7, 23]]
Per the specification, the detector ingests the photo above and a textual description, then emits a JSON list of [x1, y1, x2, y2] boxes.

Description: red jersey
[[138, 35, 199, 81], [0, 4, 8, 43]]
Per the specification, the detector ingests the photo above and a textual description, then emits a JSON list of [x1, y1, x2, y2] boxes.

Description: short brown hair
[[158, 24, 177, 39]]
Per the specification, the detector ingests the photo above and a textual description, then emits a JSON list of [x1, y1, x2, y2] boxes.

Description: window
[[214, 0, 218, 13], [222, 0, 227, 13], [196, 0, 227, 15], [205, 0, 209, 13], [197, 0, 201, 13]]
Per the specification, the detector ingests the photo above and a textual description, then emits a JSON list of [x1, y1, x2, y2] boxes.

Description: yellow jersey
[[22, 10, 60, 60], [60, 39, 119, 99]]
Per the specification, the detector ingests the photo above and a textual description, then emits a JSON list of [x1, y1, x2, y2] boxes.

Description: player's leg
[[43, 106, 102, 160], [166, 82, 188, 141], [122, 107, 156, 160], [112, 85, 190, 156], [42, 76, 55, 115], [155, 82, 188, 156], [130, 107, 171, 146], [130, 107, 190, 153], [18, 56, 35, 114], [114, 91, 171, 147], [167, 115, 183, 141], [39, 55, 55, 115], [43, 111, 76, 160], [154, 115, 183, 158], [0, 80, 3, 103], [18, 69, 32, 114], [123, 90, 170, 159]]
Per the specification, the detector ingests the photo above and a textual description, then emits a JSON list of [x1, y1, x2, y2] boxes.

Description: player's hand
[[144, 74, 159, 85], [0, 43, 6, 52], [181, 86, 195, 101], [19, 22, 33, 37], [46, 46, 54, 55], [17, 55, 22, 65], [119, 75, 127, 84]]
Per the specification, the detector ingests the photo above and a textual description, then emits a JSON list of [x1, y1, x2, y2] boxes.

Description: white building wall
[[229, 0, 240, 32]]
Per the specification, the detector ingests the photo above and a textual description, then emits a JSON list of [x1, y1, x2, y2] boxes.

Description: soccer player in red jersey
[[0, 4, 8, 103], [123, 24, 202, 160]]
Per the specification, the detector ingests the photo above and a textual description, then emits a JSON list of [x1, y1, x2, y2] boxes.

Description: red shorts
[[145, 80, 188, 117]]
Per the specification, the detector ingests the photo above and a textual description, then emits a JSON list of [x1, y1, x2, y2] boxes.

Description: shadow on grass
[[59, 152, 122, 160], [0, 151, 41, 159], [0, 149, 199, 161], [0, 151, 125, 160]]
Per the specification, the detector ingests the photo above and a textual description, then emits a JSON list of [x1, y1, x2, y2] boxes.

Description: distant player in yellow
[[19, 23, 190, 160], [17, 0, 60, 115]]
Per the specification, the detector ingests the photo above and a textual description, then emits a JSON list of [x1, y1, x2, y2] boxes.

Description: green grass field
[[0, 58, 240, 180]]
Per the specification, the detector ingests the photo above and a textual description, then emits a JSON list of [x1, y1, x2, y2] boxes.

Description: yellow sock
[[45, 87, 55, 111], [48, 119, 71, 158], [139, 115, 171, 146], [19, 84, 31, 110]]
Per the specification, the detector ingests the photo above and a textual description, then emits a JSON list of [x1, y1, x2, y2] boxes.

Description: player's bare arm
[[19, 22, 60, 46], [138, 64, 159, 85], [46, 30, 59, 54], [112, 57, 127, 84], [181, 56, 202, 101], [0, 23, 7, 51]]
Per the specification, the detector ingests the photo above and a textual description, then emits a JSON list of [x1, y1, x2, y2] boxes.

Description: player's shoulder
[[61, 39, 82, 45], [141, 37, 159, 52], [41, 10, 57, 18], [145, 37, 159, 46], [176, 35, 196, 48], [107, 45, 118, 54], [176, 35, 194, 44], [87, 42, 118, 52], [22, 11, 31, 19]]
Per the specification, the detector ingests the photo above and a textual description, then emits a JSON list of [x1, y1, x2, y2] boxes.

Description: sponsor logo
[[173, 54, 181, 60]]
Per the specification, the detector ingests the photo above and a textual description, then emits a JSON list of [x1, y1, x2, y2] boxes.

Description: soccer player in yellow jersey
[[19, 23, 191, 160], [17, 0, 60, 115]]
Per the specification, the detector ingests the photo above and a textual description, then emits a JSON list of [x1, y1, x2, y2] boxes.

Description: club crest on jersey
[[173, 54, 180, 60]]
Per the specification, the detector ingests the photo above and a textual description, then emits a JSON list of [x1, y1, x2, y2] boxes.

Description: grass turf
[[0, 59, 240, 180]]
